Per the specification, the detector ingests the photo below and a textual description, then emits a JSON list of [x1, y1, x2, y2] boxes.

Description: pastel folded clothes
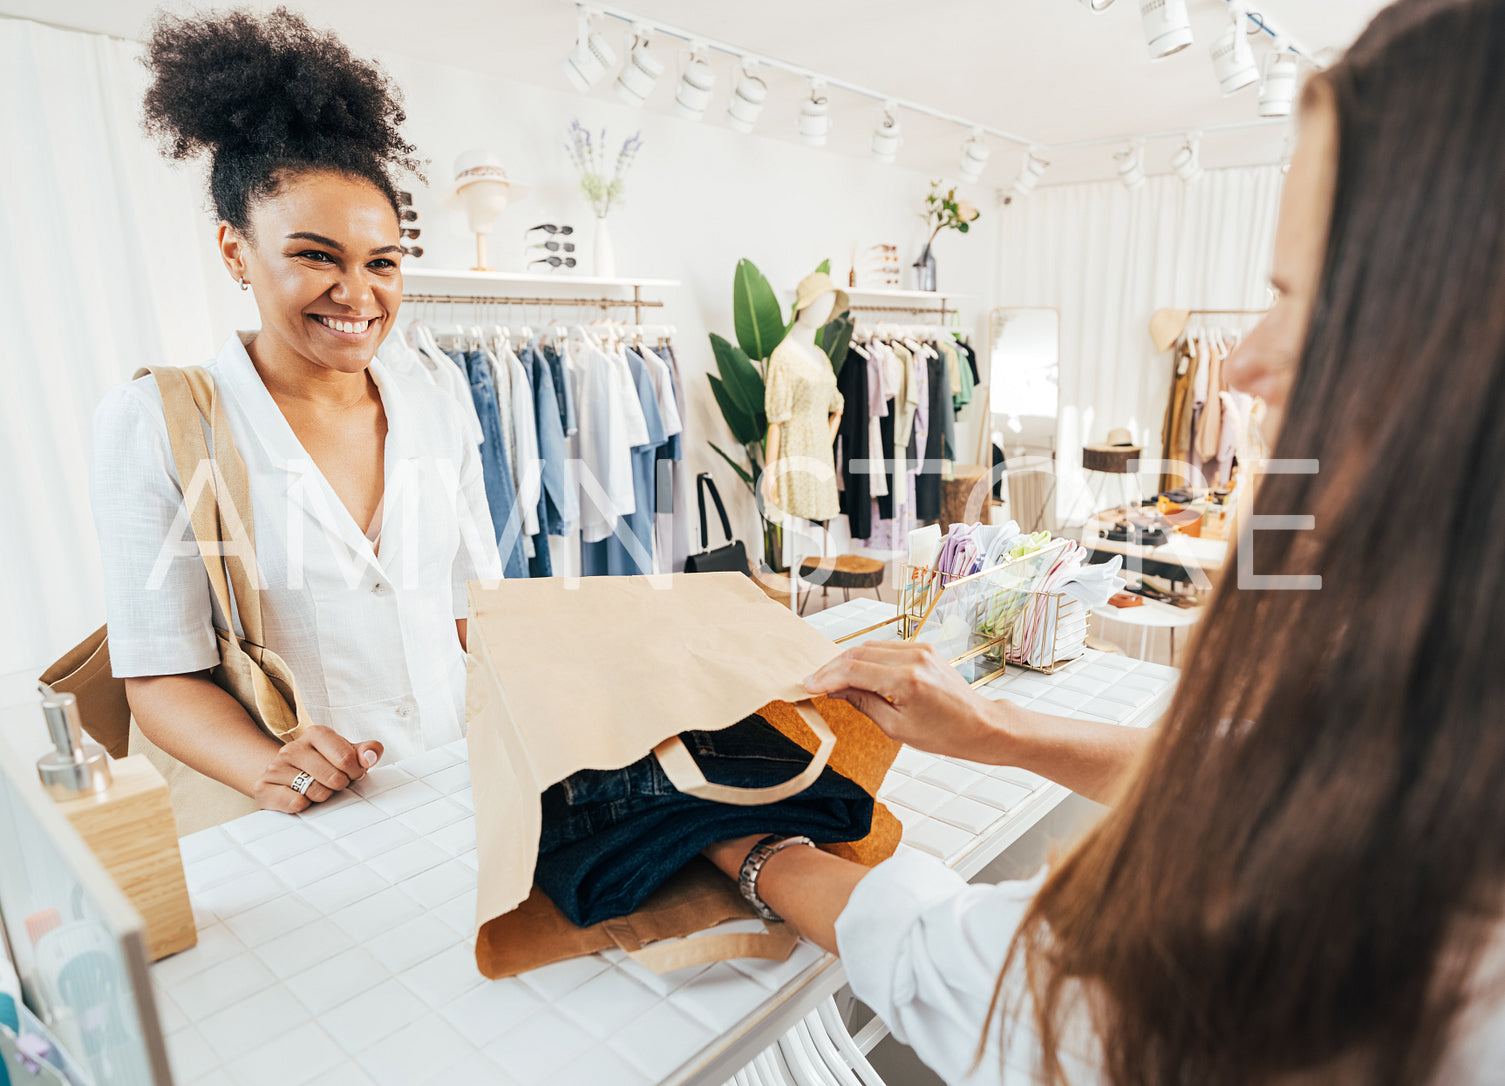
[[535, 715, 873, 927]]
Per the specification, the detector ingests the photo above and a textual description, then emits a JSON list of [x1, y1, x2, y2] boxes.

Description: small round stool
[[797, 555, 885, 615]]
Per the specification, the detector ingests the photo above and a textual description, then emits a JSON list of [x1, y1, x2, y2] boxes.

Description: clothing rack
[[1186, 307, 1269, 317], [403, 286, 665, 324]]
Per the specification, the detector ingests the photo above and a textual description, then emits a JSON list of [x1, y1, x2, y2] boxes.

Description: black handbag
[[683, 473, 751, 576]]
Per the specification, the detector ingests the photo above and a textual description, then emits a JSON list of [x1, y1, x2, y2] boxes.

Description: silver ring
[[289, 771, 314, 796]]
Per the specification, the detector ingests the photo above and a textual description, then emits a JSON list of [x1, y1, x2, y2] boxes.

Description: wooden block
[[55, 756, 198, 961], [941, 466, 993, 530]]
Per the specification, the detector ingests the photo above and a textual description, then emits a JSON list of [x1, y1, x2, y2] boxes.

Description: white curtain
[[995, 166, 1283, 524], [0, 17, 220, 679]]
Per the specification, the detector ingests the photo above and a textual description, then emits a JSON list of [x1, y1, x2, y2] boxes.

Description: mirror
[[984, 307, 1060, 531]]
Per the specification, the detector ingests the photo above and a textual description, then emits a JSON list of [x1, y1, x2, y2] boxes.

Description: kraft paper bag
[[465, 571, 902, 978]]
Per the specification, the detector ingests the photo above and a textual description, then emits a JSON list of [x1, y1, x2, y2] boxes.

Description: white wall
[[1, 15, 999, 684], [368, 49, 1001, 556], [993, 166, 1283, 524]]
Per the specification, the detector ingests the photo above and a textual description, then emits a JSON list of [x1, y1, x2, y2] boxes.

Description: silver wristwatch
[[737, 834, 815, 922]]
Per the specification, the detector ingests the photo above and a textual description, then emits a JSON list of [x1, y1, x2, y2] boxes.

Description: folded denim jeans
[[535, 715, 873, 926]]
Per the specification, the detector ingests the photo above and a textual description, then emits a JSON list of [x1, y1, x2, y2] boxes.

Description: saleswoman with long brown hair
[[706, 1, 1505, 1082]]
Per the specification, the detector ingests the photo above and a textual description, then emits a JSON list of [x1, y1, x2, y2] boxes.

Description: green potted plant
[[706, 258, 854, 572]]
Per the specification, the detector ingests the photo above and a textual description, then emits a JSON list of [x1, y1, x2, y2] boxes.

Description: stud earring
[[239, 277, 249, 292]]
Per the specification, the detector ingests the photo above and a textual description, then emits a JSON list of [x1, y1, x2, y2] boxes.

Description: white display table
[[1091, 597, 1204, 662], [151, 598, 1176, 1085]]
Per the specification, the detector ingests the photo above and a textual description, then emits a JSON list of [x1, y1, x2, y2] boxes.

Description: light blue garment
[[580, 349, 667, 576], [456, 349, 528, 579]]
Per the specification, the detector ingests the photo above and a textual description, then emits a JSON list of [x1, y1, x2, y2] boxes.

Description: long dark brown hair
[[1001, 1, 1505, 1082]]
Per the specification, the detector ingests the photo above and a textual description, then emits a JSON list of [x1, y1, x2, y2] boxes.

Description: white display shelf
[[403, 267, 680, 291], [843, 286, 973, 301], [781, 286, 973, 302]]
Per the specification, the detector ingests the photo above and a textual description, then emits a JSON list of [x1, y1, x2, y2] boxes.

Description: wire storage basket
[[894, 539, 1080, 686], [994, 590, 1086, 675]]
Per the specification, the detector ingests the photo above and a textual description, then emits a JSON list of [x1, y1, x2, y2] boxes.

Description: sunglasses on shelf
[[529, 240, 576, 253], [401, 227, 421, 240], [397, 190, 414, 206], [402, 245, 424, 258], [527, 224, 574, 236], [530, 256, 578, 268], [398, 207, 418, 223]]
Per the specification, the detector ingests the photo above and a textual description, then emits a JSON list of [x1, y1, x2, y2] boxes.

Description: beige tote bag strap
[[602, 918, 801, 975], [181, 366, 269, 647], [652, 701, 835, 806], [137, 365, 239, 638], [137, 365, 268, 648]]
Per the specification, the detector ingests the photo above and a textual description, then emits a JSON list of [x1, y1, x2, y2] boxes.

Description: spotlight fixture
[[673, 41, 716, 121], [959, 128, 990, 183], [1211, 4, 1260, 95], [871, 101, 902, 164], [1115, 141, 1146, 191], [726, 61, 767, 132], [1259, 42, 1300, 117], [562, 7, 616, 94], [798, 79, 831, 147], [1011, 148, 1049, 197], [614, 25, 663, 108], [1140, 0, 1193, 60], [1171, 133, 1203, 184], [1078, 0, 1119, 9]]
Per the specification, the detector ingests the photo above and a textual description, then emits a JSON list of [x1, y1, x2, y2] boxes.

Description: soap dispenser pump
[[37, 692, 111, 799], [35, 690, 198, 961]]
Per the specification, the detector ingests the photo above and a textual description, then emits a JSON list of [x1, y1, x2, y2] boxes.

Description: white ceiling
[[11, 0, 1388, 186]]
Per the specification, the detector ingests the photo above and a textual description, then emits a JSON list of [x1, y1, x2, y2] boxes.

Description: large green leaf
[[709, 442, 754, 490], [820, 313, 855, 375], [709, 332, 765, 419], [733, 259, 786, 361], [815, 258, 830, 275], [708, 374, 760, 446]]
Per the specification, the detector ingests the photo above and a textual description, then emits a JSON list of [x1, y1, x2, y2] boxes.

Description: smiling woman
[[88, 7, 503, 831]]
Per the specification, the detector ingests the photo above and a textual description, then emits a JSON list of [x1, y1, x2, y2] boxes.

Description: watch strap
[[737, 834, 815, 922]]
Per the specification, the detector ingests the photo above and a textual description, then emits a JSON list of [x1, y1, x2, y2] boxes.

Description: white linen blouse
[[90, 332, 503, 762], [836, 852, 1096, 1085], [836, 851, 1505, 1085]]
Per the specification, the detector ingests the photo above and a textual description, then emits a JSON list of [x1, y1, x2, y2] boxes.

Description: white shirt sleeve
[[836, 851, 1095, 1086], [90, 380, 222, 678]]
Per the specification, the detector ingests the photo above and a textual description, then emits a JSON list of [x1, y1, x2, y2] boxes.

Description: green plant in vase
[[915, 180, 980, 291], [706, 258, 854, 573]]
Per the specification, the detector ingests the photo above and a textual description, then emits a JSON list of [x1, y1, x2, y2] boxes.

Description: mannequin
[[761, 274, 847, 521]]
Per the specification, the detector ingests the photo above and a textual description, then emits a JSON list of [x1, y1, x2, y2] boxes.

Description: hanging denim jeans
[[535, 715, 873, 926], [460, 349, 528, 579]]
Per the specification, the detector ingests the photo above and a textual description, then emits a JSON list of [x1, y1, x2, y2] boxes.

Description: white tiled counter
[[153, 599, 1176, 1086]]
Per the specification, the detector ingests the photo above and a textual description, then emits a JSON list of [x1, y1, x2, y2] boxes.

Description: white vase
[[593, 216, 616, 279]]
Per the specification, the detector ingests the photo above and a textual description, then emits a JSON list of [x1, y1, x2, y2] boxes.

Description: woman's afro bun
[[142, 6, 422, 233]]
